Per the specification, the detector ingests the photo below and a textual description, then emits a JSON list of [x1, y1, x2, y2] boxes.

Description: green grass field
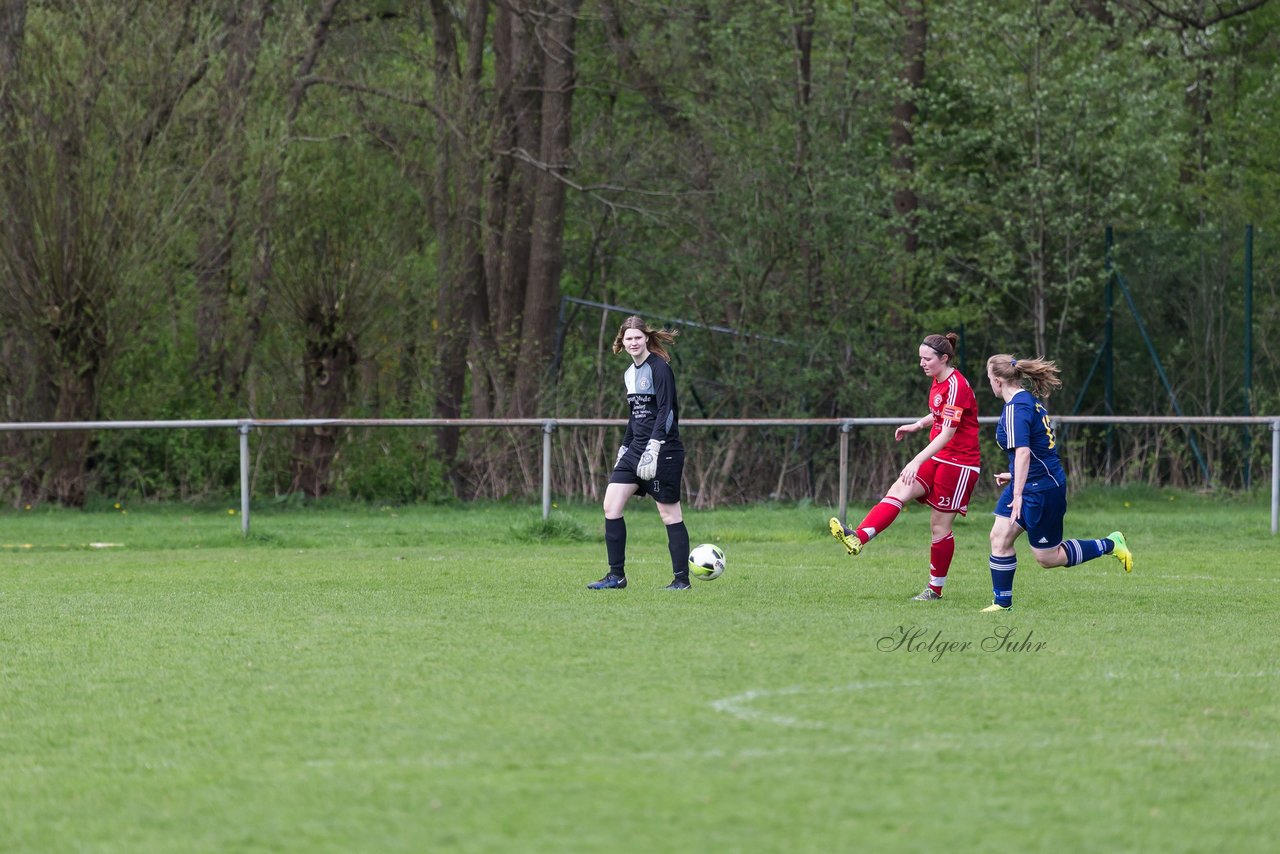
[[2, 489, 1277, 852]]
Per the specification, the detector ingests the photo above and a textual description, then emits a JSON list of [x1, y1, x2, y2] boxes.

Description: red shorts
[[914, 457, 979, 516]]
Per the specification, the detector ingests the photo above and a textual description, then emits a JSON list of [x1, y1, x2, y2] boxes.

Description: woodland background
[[0, 0, 1276, 508]]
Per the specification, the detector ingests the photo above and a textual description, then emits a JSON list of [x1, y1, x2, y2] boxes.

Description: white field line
[[709, 673, 1278, 738], [709, 680, 935, 730]]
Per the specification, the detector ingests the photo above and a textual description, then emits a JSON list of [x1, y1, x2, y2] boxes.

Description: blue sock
[[1061, 538, 1113, 567], [989, 554, 1017, 607]]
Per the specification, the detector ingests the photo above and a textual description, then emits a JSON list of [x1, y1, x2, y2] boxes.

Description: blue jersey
[[995, 390, 1066, 493]]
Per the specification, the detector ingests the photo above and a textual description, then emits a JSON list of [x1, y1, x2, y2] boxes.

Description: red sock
[[929, 532, 955, 594], [855, 497, 904, 545]]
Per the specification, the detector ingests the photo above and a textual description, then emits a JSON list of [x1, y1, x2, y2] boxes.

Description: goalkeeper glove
[[614, 445, 628, 467], [636, 438, 662, 480]]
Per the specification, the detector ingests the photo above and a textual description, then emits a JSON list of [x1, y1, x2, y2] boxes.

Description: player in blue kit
[[587, 316, 692, 590], [983, 354, 1133, 611]]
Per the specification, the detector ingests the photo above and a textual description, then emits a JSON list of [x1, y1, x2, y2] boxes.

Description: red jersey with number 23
[[928, 369, 980, 467]]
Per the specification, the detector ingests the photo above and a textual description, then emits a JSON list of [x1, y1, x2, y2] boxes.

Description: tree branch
[[297, 74, 466, 142], [1140, 0, 1271, 29], [288, 0, 343, 122], [500, 147, 709, 219]]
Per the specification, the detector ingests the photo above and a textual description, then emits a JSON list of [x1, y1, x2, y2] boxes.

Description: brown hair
[[922, 332, 959, 363], [612, 315, 678, 362], [987, 354, 1063, 399]]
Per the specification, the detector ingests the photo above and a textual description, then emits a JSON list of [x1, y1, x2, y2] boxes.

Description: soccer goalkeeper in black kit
[[588, 315, 691, 590]]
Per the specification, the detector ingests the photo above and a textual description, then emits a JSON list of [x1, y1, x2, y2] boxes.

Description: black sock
[[666, 520, 690, 582], [605, 517, 626, 575]]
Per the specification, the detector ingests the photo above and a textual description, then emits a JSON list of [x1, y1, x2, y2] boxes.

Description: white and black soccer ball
[[688, 543, 726, 581]]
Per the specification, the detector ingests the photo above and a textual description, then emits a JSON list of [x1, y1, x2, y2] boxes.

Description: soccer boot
[[587, 573, 627, 589], [1107, 531, 1133, 573], [828, 517, 863, 556], [981, 601, 1012, 612], [664, 579, 692, 590], [911, 587, 942, 601]]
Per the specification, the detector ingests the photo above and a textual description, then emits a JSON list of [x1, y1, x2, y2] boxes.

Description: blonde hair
[[987, 354, 1062, 399], [612, 315, 678, 362]]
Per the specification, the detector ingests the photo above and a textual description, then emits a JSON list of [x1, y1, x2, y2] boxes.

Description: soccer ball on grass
[[688, 543, 726, 581]]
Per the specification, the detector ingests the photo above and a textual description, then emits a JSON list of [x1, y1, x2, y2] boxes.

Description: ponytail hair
[[987, 354, 1062, 399], [922, 332, 959, 363], [612, 315, 678, 362]]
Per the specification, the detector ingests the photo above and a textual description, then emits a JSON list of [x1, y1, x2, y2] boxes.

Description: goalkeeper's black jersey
[[620, 354, 683, 460]]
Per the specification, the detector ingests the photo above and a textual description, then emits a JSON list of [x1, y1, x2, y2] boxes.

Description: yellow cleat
[[828, 517, 862, 556], [981, 602, 1012, 612], [1108, 531, 1133, 573]]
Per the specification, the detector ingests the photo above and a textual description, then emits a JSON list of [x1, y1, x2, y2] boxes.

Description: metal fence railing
[[2, 415, 1278, 535]]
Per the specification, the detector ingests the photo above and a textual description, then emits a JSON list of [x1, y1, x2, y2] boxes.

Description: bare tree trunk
[[1181, 58, 1213, 229], [891, 0, 926, 257], [792, 0, 820, 316], [486, 3, 540, 416], [289, 334, 357, 496], [48, 365, 99, 507], [194, 0, 268, 399], [1031, 28, 1047, 357], [514, 0, 581, 416], [1078, 0, 1114, 26], [0, 0, 24, 85], [0, 2, 31, 504], [237, 0, 341, 411], [427, 0, 489, 489], [428, 0, 468, 479]]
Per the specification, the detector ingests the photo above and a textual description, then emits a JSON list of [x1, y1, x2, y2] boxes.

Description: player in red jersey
[[829, 332, 981, 600]]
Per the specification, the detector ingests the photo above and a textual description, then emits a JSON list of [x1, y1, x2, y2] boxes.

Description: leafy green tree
[[913, 0, 1185, 360], [0, 1, 220, 504]]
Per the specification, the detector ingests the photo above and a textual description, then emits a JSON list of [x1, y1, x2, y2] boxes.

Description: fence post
[[1271, 419, 1278, 536], [838, 420, 853, 524], [1244, 224, 1254, 488], [239, 423, 252, 536], [542, 420, 556, 520]]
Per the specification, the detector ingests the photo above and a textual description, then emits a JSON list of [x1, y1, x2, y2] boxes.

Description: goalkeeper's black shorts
[[610, 447, 685, 505]]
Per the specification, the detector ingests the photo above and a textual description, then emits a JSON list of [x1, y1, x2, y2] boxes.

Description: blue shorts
[[994, 483, 1066, 550]]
